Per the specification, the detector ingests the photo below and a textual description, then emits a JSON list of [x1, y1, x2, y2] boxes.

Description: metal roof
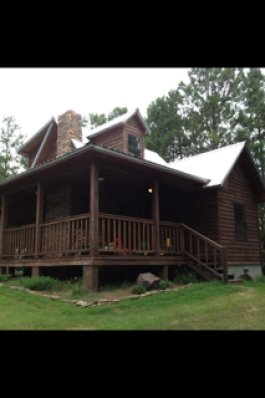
[[169, 141, 247, 187]]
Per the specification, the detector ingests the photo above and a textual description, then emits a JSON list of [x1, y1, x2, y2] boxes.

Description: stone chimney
[[57, 110, 82, 157]]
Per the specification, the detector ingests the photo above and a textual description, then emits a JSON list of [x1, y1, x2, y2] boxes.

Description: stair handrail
[[180, 223, 223, 250], [180, 223, 228, 282]]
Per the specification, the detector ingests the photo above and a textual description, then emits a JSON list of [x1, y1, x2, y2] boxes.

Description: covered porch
[[0, 147, 227, 289]]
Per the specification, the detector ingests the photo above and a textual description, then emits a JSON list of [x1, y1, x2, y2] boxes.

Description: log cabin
[[0, 109, 264, 290]]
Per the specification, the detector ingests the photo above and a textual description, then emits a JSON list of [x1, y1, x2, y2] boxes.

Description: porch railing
[[99, 213, 154, 254], [159, 221, 182, 254], [40, 213, 90, 256], [1, 214, 227, 280], [180, 223, 227, 281], [2, 224, 36, 257], [1, 212, 155, 257]]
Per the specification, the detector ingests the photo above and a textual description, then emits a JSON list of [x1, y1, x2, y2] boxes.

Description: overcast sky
[[0, 68, 190, 139]]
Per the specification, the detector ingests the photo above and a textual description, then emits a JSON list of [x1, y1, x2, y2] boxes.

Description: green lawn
[[1, 281, 265, 330]]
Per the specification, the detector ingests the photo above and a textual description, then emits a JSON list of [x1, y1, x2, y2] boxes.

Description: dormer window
[[128, 134, 141, 158]]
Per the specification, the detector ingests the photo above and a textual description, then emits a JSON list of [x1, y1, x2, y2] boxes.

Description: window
[[234, 204, 247, 241], [128, 134, 141, 158]]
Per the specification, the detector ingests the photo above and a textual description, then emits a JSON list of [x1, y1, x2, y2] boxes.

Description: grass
[[1, 279, 265, 329]]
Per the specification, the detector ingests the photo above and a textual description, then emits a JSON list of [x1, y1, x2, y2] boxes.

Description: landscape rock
[[137, 272, 160, 290], [76, 300, 89, 307], [10, 286, 26, 291]]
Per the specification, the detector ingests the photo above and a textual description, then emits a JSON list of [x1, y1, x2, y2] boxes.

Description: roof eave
[[0, 143, 208, 190]]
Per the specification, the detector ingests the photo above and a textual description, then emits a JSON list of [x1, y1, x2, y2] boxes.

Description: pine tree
[[146, 91, 187, 161], [83, 107, 128, 130], [180, 68, 245, 152], [0, 115, 26, 182]]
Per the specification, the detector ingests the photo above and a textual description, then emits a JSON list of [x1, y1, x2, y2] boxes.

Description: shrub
[[20, 276, 58, 291], [159, 280, 172, 290], [256, 275, 265, 283], [71, 280, 87, 297], [132, 284, 147, 295], [0, 274, 12, 282], [173, 266, 200, 285]]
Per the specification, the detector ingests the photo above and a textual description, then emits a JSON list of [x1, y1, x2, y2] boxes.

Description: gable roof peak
[[86, 108, 150, 139]]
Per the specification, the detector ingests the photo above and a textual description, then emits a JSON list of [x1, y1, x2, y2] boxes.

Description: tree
[[240, 68, 265, 177], [239, 68, 265, 250], [108, 107, 128, 121], [146, 91, 188, 161], [83, 106, 128, 130], [146, 68, 246, 161], [0, 115, 26, 182], [87, 113, 107, 129], [179, 68, 245, 152]]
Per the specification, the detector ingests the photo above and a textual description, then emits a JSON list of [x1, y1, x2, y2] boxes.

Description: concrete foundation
[[228, 265, 262, 280]]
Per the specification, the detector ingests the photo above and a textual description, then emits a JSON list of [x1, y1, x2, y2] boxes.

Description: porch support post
[[35, 183, 44, 258], [32, 266, 40, 277], [0, 195, 7, 257], [83, 265, 99, 291], [161, 265, 169, 280], [152, 181, 160, 255], [89, 161, 99, 256]]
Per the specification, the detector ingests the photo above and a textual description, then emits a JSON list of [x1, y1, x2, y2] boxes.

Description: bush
[[132, 284, 147, 295], [0, 274, 12, 282], [256, 275, 265, 283], [159, 280, 172, 290], [173, 266, 200, 285], [71, 279, 87, 297], [20, 276, 58, 291]]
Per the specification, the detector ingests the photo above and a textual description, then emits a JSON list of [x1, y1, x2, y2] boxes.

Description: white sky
[[0, 68, 190, 139]]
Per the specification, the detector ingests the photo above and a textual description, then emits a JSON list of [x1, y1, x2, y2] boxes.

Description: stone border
[[0, 283, 193, 308]]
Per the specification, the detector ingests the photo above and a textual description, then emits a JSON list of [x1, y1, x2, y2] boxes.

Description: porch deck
[[0, 212, 227, 282]]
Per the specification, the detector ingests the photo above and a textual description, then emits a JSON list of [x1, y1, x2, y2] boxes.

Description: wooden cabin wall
[[186, 189, 219, 242], [92, 126, 124, 151], [126, 117, 144, 130], [218, 162, 261, 265], [159, 185, 190, 223], [37, 139, 57, 165], [28, 147, 38, 168], [91, 117, 146, 158]]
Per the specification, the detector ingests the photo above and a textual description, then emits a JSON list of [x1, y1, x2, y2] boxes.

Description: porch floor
[[0, 254, 185, 268]]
